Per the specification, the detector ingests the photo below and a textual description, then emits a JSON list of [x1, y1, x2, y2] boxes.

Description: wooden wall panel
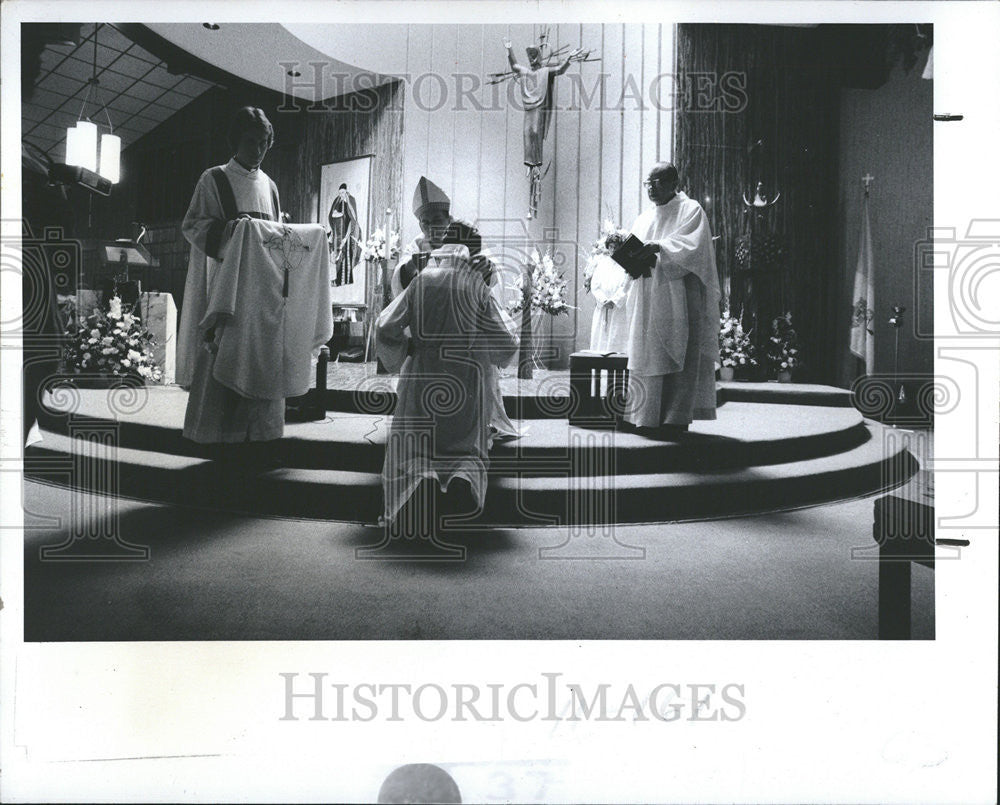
[[428, 25, 460, 209], [620, 24, 645, 229], [640, 23, 662, 210], [548, 22, 583, 360], [475, 25, 510, 243], [573, 23, 608, 354], [401, 25, 433, 244], [450, 24, 485, 223], [599, 24, 625, 229]]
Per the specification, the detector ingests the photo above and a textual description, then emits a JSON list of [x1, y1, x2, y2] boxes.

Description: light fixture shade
[[65, 125, 84, 168], [75, 121, 98, 172], [99, 133, 121, 183]]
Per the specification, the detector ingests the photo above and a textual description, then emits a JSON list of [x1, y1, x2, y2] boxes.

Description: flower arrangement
[[765, 312, 801, 375], [507, 248, 570, 317], [360, 227, 400, 262], [63, 295, 162, 382], [718, 308, 757, 369], [583, 218, 631, 294]]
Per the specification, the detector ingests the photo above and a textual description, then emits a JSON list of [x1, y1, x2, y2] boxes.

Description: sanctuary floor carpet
[[22, 480, 933, 641]]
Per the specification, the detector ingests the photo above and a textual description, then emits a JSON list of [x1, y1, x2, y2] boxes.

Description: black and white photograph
[[1, 2, 997, 803]]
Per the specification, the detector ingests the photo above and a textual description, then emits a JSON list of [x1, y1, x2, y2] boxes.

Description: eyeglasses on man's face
[[643, 178, 668, 188]]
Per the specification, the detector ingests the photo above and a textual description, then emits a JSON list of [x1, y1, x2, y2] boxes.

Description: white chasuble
[[205, 220, 333, 400], [376, 260, 519, 524], [624, 192, 721, 426]]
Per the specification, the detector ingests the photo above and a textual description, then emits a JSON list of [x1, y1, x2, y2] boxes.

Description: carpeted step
[[716, 381, 852, 407], [38, 388, 868, 476], [25, 423, 916, 526], [312, 364, 853, 416]]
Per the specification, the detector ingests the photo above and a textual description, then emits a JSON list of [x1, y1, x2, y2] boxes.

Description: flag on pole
[[850, 191, 875, 374]]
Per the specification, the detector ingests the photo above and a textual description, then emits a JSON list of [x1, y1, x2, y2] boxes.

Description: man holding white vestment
[[178, 107, 332, 455]]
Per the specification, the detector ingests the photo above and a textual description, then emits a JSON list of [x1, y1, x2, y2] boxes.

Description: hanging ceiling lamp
[[65, 24, 120, 184]]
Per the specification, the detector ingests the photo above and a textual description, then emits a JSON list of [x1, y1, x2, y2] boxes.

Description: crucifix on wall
[[491, 29, 597, 219]]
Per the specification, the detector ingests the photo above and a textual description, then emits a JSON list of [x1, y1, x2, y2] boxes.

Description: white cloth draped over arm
[[375, 289, 412, 374]]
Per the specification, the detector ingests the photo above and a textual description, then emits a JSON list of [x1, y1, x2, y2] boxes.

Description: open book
[[611, 234, 655, 279]]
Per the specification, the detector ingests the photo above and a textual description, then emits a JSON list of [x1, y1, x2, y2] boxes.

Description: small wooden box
[[569, 351, 629, 428]]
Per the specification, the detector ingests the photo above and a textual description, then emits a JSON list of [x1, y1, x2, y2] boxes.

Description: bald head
[[645, 162, 679, 205], [650, 162, 678, 184]]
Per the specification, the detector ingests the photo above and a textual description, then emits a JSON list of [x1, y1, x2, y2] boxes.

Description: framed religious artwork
[[318, 154, 373, 306]]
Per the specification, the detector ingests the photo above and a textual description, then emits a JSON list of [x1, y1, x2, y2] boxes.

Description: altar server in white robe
[[587, 251, 631, 354], [624, 162, 720, 435], [391, 176, 520, 442], [176, 107, 285, 447], [377, 242, 519, 526]]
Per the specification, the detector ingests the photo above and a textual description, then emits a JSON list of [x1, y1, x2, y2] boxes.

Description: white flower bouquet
[[63, 295, 163, 382], [507, 248, 570, 317], [718, 308, 758, 369], [360, 227, 401, 262]]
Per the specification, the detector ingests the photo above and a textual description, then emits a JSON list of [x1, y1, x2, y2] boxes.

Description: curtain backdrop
[[674, 24, 841, 383]]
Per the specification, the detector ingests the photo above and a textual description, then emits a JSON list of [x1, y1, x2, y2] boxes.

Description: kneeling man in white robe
[[624, 162, 720, 435], [377, 239, 519, 531], [391, 176, 520, 443]]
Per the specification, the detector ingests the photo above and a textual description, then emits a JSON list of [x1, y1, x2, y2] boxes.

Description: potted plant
[[766, 312, 801, 382], [718, 308, 757, 381]]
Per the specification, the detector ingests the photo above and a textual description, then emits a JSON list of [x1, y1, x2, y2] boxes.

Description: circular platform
[[27, 380, 918, 526], [317, 363, 854, 417]]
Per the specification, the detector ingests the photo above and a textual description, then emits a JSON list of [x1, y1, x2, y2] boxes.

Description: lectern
[[97, 239, 159, 316]]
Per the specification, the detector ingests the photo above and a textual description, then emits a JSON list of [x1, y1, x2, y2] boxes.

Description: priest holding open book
[[619, 162, 720, 437]]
